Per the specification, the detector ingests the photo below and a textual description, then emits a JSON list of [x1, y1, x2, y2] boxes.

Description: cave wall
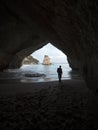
[[0, 0, 98, 91]]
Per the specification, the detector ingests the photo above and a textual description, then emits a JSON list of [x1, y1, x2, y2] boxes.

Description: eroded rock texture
[[42, 55, 51, 65], [0, 0, 98, 91]]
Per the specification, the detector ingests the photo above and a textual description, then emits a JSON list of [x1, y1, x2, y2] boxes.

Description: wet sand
[[0, 79, 98, 129]]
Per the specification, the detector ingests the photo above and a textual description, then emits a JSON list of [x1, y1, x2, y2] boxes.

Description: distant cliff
[[42, 55, 51, 65], [22, 56, 39, 64]]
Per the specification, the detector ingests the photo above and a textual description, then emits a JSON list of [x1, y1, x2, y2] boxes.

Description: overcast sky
[[31, 43, 68, 63]]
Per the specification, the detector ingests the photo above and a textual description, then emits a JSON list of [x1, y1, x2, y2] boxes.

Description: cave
[[19, 43, 74, 82], [0, 0, 98, 92], [0, 0, 98, 129]]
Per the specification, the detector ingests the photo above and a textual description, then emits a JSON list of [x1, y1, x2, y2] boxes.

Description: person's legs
[[58, 74, 61, 82]]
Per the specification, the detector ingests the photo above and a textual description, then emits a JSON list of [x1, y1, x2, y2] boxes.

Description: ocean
[[20, 63, 72, 82], [1, 63, 81, 82]]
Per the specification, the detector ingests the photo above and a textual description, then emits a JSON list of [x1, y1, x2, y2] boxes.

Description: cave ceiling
[[0, 0, 98, 90]]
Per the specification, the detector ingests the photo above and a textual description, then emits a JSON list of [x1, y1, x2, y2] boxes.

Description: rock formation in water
[[42, 55, 51, 65], [22, 56, 39, 65], [0, 0, 98, 92]]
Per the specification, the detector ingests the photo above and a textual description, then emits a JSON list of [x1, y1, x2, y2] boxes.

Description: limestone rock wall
[[0, 0, 98, 91]]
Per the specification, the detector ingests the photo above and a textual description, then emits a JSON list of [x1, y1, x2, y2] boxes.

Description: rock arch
[[0, 0, 98, 92]]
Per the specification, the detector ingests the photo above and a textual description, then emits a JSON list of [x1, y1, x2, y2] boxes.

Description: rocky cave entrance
[[22, 43, 70, 65], [3, 42, 81, 83], [18, 43, 81, 83], [0, 0, 97, 91]]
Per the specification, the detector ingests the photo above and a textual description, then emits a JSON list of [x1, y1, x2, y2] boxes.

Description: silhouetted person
[[57, 65, 62, 82]]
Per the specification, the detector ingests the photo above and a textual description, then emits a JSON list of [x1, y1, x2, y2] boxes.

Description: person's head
[[59, 65, 61, 68]]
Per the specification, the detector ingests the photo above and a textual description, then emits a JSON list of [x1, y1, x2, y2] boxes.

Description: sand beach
[[0, 79, 98, 129]]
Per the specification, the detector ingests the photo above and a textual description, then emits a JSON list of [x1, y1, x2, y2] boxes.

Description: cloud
[[31, 43, 67, 63]]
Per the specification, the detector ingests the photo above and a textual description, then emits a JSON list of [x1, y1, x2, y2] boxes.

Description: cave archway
[[19, 43, 78, 82], [8, 42, 79, 71], [0, 0, 97, 92], [0, 1, 98, 129]]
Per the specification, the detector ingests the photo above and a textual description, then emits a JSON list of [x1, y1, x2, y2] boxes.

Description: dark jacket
[[57, 67, 62, 74]]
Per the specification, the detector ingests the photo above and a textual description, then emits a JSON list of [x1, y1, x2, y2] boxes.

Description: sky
[[31, 43, 68, 63]]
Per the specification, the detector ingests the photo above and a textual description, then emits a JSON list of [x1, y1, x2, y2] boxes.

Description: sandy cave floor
[[0, 79, 98, 130]]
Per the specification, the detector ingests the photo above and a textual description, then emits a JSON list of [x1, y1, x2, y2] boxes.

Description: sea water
[[1, 63, 81, 82], [20, 63, 72, 82]]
